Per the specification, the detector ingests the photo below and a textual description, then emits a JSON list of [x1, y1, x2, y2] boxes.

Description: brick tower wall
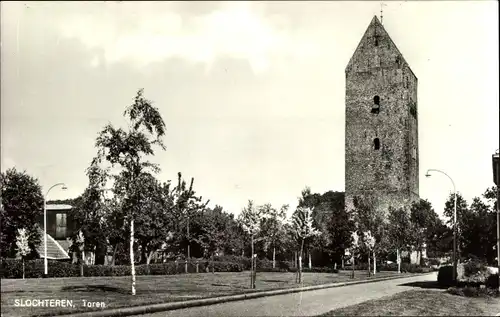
[[345, 16, 419, 217]]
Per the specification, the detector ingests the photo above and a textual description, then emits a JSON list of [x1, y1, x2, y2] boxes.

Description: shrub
[[376, 263, 398, 272], [256, 260, 291, 272], [447, 286, 481, 297], [374, 263, 431, 273], [447, 285, 499, 298], [438, 265, 457, 287], [463, 259, 488, 277], [427, 258, 440, 266], [256, 258, 274, 269], [277, 261, 292, 272], [457, 260, 491, 285], [342, 263, 370, 271], [214, 255, 251, 270], [212, 261, 244, 272]]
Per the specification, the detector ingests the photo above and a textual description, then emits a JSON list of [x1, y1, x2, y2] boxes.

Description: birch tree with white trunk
[[363, 230, 376, 276], [260, 203, 288, 269], [16, 228, 30, 279], [91, 89, 166, 295], [353, 196, 386, 276], [348, 230, 360, 278], [387, 207, 411, 274], [76, 230, 85, 277], [238, 200, 263, 289], [291, 207, 320, 284]]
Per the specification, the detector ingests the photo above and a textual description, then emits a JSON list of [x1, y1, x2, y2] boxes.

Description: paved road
[[136, 272, 437, 317]]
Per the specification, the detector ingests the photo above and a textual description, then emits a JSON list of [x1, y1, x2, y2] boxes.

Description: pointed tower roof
[[345, 15, 416, 79]]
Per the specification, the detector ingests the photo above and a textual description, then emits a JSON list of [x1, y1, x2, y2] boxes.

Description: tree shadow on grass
[[260, 279, 287, 283], [210, 283, 247, 289], [398, 281, 449, 290], [61, 285, 129, 294]]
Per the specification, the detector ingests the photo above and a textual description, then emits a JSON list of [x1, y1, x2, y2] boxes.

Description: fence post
[[185, 260, 188, 274], [196, 261, 199, 273], [175, 260, 178, 273]]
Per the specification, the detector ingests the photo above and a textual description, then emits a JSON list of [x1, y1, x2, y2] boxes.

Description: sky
[[1, 1, 498, 219]]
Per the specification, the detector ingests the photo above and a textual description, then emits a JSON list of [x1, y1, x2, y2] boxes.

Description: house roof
[[35, 227, 71, 260], [46, 204, 72, 210]]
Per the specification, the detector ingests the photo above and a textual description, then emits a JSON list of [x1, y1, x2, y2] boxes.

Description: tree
[[316, 191, 352, 268], [16, 228, 30, 279], [443, 192, 469, 261], [297, 188, 350, 268], [195, 205, 230, 271], [461, 197, 496, 263], [170, 172, 209, 262], [75, 230, 85, 276], [260, 203, 288, 268], [238, 200, 263, 289], [346, 230, 359, 278], [91, 89, 166, 295], [282, 222, 299, 267], [71, 161, 109, 266], [103, 197, 127, 265], [483, 186, 498, 209], [133, 174, 176, 265], [480, 186, 498, 264], [409, 199, 438, 265], [291, 206, 320, 284], [298, 187, 322, 210], [426, 221, 453, 259], [222, 214, 247, 257], [353, 196, 385, 275], [387, 207, 410, 273], [1, 168, 44, 259]]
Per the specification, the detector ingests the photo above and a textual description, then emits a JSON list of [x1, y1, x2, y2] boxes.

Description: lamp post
[[44, 183, 67, 277], [492, 151, 499, 291], [425, 169, 457, 282]]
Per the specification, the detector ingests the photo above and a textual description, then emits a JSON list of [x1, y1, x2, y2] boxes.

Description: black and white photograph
[[1, 1, 499, 316]]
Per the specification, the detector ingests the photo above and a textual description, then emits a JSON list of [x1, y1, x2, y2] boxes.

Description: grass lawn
[[320, 289, 500, 316], [1, 270, 404, 317]]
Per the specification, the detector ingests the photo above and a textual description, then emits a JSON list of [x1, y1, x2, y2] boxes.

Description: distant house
[[35, 204, 76, 261]]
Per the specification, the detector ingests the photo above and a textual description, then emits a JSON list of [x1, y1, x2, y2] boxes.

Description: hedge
[[257, 266, 339, 273], [214, 255, 252, 270], [0, 259, 243, 279], [342, 263, 431, 273], [213, 255, 297, 272]]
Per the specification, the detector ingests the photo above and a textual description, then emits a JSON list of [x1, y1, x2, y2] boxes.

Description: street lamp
[[425, 169, 457, 282], [44, 183, 67, 277], [492, 150, 499, 291]]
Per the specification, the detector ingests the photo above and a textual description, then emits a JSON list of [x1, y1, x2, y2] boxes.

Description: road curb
[[59, 272, 434, 317]]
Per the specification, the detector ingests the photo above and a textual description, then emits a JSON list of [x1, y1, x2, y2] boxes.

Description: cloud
[[57, 2, 315, 74]]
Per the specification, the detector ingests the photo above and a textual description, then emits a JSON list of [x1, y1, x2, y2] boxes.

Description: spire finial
[[380, 3, 387, 25]]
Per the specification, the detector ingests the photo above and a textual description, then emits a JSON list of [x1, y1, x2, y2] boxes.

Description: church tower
[[345, 16, 419, 216]]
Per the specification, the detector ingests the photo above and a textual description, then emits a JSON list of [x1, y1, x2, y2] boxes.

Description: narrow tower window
[[372, 95, 380, 114], [374, 138, 380, 150]]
